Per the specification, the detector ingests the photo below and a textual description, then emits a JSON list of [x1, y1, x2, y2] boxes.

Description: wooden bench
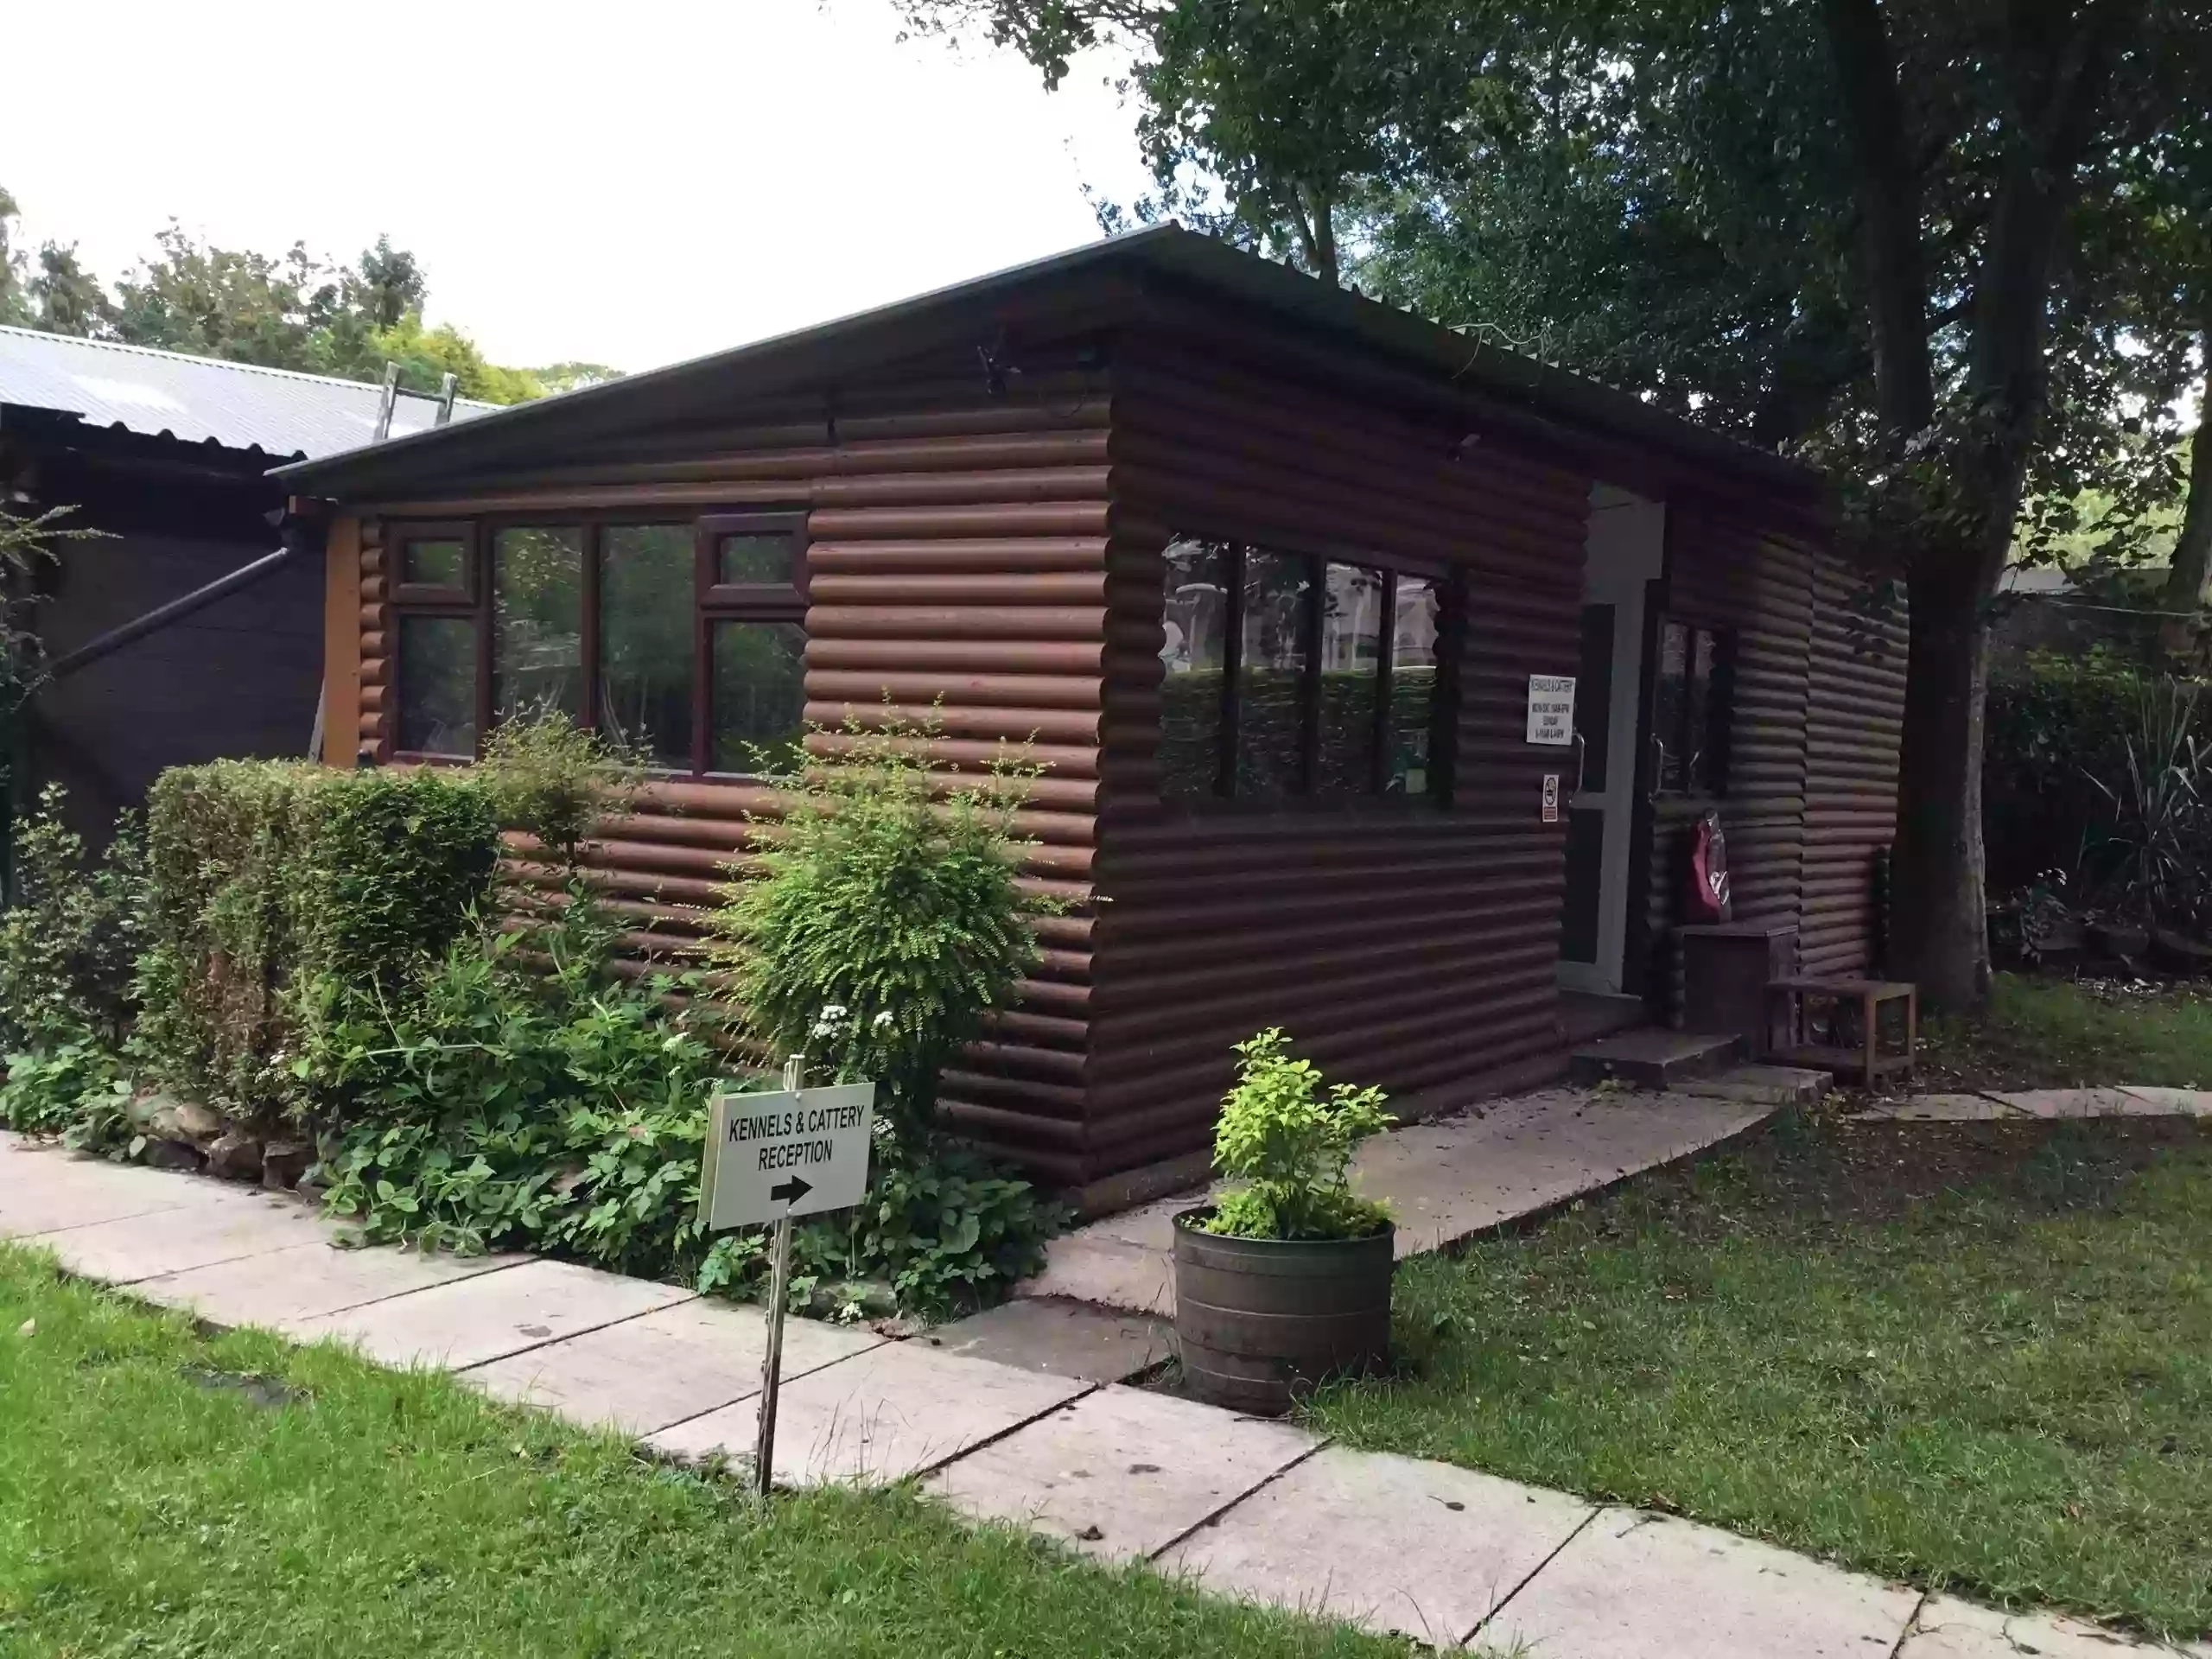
[[1764, 976, 1917, 1087]]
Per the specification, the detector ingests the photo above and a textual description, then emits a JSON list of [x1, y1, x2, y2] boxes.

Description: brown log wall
[[1799, 550, 1907, 976], [341, 366, 1115, 1185], [1087, 346, 1592, 1188], [1638, 513, 1903, 1007]]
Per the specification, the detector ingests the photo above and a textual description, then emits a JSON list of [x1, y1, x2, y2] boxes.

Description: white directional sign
[[699, 1081, 875, 1230], [1526, 674, 1577, 747]]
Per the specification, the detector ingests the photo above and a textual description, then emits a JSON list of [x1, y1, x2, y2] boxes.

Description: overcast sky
[[0, 0, 1149, 374]]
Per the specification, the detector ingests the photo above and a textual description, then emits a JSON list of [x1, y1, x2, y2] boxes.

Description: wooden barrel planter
[[1171, 1208, 1394, 1415]]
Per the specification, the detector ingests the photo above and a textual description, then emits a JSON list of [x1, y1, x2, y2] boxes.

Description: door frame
[[1558, 490, 1666, 996]]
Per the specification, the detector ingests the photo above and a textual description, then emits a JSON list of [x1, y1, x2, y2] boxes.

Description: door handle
[[1572, 729, 1587, 795], [1649, 734, 1668, 800]]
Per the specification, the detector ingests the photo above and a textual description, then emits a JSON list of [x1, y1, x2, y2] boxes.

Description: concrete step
[[1569, 1028, 1742, 1087], [1678, 1064, 1831, 1108]]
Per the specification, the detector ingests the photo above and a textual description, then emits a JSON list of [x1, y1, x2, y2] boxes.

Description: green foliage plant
[[2082, 679, 2210, 932], [1201, 1029, 1393, 1242], [137, 760, 498, 1127], [711, 720, 1052, 1147], [0, 785, 147, 1139], [317, 908, 728, 1269], [475, 704, 643, 874], [0, 784, 149, 1054], [318, 893, 1055, 1318]]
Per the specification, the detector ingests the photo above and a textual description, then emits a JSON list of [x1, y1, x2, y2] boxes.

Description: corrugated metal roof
[[277, 225, 1824, 502], [0, 324, 499, 461]]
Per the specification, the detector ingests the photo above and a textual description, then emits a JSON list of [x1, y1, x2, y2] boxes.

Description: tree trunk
[[1288, 184, 1340, 287], [1890, 556, 1996, 1010], [2158, 353, 2212, 666]]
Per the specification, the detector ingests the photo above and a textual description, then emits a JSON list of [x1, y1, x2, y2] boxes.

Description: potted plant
[[1173, 1028, 1394, 1415]]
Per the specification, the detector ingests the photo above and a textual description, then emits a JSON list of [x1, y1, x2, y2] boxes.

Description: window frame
[[1163, 538, 1457, 811], [383, 505, 809, 778], [1652, 615, 1736, 798]]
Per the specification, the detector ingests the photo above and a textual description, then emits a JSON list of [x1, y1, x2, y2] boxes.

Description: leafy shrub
[[712, 724, 1051, 1146], [136, 760, 498, 1126], [321, 896, 1056, 1317], [476, 705, 641, 873], [1202, 1028, 1393, 1241], [0, 1038, 129, 1136], [0, 784, 148, 1052], [2080, 679, 2210, 931], [1984, 654, 2164, 897]]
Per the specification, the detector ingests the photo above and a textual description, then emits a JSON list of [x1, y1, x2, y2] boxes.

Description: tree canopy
[[0, 194, 615, 405], [906, 0, 2212, 1008]]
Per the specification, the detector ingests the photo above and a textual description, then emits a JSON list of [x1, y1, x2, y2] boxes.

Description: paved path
[[5, 1128, 2204, 1656], [1852, 1086, 2212, 1122], [1020, 1085, 1777, 1316]]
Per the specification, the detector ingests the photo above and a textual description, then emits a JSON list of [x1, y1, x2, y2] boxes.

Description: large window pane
[[1389, 575, 1441, 797], [1236, 550, 1311, 799], [396, 615, 476, 756], [402, 536, 467, 588], [711, 620, 806, 774], [1160, 538, 1231, 800], [600, 524, 695, 766], [493, 526, 583, 722], [1314, 563, 1383, 797]]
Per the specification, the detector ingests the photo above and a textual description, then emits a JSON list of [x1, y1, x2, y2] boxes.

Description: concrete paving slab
[[648, 1338, 1088, 1485], [1017, 1234, 1176, 1315], [1900, 1595, 2164, 1659], [1158, 1444, 1593, 1646], [1851, 1095, 2024, 1122], [1025, 1089, 1770, 1315], [925, 1384, 1317, 1561], [1480, 1507, 1919, 1659], [30, 1189, 333, 1284], [2119, 1086, 2212, 1116], [0, 1140, 211, 1237], [463, 1297, 884, 1436], [288, 1258, 693, 1370], [133, 1238, 524, 1328], [926, 1296, 1173, 1384], [1989, 1088, 2143, 1119]]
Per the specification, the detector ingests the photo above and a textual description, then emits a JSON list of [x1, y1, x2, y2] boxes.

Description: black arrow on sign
[[769, 1176, 812, 1206]]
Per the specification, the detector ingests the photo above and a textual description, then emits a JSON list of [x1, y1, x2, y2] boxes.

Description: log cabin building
[[279, 227, 1907, 1210]]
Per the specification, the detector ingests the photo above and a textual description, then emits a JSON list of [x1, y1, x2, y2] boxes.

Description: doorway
[[1558, 486, 1664, 995]]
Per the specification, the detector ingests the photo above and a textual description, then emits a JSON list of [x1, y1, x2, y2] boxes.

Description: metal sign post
[[753, 1055, 801, 1497], [696, 1055, 875, 1499]]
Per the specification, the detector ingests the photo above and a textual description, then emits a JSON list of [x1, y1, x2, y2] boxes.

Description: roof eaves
[[276, 225, 1821, 503]]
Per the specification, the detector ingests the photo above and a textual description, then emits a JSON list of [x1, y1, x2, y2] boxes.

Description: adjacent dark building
[[0, 325, 486, 841], [281, 228, 1908, 1208]]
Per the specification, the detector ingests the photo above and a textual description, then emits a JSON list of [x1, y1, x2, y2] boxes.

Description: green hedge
[[136, 762, 499, 1127], [1983, 656, 2155, 898]]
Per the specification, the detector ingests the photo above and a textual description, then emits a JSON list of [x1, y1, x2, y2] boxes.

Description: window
[[1158, 537, 1452, 805], [1652, 617, 1732, 794], [382, 509, 808, 776]]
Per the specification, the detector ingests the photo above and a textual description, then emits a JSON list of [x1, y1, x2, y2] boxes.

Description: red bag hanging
[[1686, 809, 1732, 924]]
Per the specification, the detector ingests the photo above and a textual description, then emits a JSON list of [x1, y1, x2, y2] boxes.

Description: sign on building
[[1526, 675, 1577, 747]]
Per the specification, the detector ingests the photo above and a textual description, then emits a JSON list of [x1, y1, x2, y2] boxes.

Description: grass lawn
[[0, 1249, 1408, 1659], [1917, 971, 2212, 1090], [1303, 1115, 2212, 1641]]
